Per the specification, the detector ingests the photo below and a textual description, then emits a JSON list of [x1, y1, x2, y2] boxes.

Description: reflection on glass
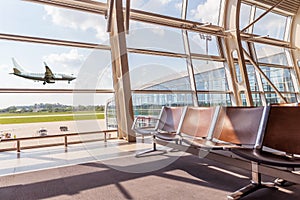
[[235, 63, 242, 83], [265, 92, 297, 104], [188, 31, 219, 56], [253, 8, 287, 40], [186, 0, 223, 25], [128, 53, 190, 91], [254, 43, 288, 65], [193, 60, 228, 91], [252, 93, 262, 106], [246, 65, 259, 92], [260, 67, 294, 93], [128, 22, 185, 53], [132, 93, 193, 116], [198, 93, 231, 106]]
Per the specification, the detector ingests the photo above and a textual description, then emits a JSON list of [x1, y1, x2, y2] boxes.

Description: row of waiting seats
[[132, 104, 300, 199]]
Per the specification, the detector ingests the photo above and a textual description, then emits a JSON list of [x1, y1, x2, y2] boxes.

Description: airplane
[[10, 58, 76, 85]]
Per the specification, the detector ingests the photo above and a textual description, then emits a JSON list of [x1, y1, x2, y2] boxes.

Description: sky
[[0, 0, 287, 109]]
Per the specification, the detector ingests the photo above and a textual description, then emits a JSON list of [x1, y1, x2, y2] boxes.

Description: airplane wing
[[44, 62, 54, 78]]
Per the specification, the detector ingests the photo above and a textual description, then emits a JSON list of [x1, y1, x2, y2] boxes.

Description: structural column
[[222, 0, 253, 106], [290, 7, 300, 99], [109, 0, 135, 142]]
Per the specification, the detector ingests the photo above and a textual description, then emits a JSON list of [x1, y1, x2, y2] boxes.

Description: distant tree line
[[0, 103, 105, 113]]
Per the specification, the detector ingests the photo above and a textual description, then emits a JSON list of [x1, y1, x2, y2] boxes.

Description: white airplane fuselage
[[11, 58, 76, 84]]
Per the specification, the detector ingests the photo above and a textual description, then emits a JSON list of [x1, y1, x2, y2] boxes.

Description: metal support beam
[[290, 6, 300, 102], [222, 0, 253, 106], [106, 0, 115, 32], [109, 0, 135, 142], [181, 0, 199, 107], [125, 0, 131, 34]]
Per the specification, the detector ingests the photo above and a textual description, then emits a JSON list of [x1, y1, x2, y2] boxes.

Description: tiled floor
[[0, 137, 157, 176]]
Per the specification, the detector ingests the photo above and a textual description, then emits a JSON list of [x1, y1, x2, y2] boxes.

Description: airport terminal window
[[128, 53, 191, 91], [0, 41, 112, 90], [254, 43, 288, 66], [246, 65, 259, 92], [253, 8, 287, 40], [188, 31, 220, 56], [239, 3, 252, 32], [186, 0, 223, 25], [128, 22, 185, 54], [265, 92, 297, 104], [0, 0, 109, 45], [260, 67, 295, 93], [192, 60, 229, 92], [198, 93, 231, 106], [130, 0, 182, 19], [132, 93, 193, 117]]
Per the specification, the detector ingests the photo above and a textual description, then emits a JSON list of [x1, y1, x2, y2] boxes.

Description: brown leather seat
[[232, 149, 300, 167], [155, 106, 185, 142], [132, 106, 184, 156], [232, 106, 300, 166], [229, 106, 300, 199], [156, 106, 217, 142], [183, 106, 265, 150]]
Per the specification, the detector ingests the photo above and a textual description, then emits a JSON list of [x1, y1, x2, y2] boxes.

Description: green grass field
[[0, 112, 105, 124]]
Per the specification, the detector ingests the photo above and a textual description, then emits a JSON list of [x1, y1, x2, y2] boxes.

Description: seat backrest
[[212, 106, 265, 145], [178, 106, 218, 138], [156, 106, 184, 132], [259, 106, 300, 154]]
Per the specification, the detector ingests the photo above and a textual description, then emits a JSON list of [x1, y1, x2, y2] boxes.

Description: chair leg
[[227, 162, 277, 200], [135, 135, 166, 157]]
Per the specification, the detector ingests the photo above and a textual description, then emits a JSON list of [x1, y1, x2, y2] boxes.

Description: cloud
[[175, 2, 183, 11], [0, 64, 9, 71], [190, 0, 221, 24], [44, 6, 108, 41], [43, 49, 85, 73]]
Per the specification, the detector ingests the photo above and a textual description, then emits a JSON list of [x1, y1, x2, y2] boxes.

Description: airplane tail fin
[[13, 68, 22, 74], [11, 58, 24, 74]]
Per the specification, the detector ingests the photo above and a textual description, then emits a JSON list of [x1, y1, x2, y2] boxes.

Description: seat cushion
[[182, 138, 241, 150], [134, 128, 157, 136], [155, 132, 180, 141], [231, 149, 300, 167]]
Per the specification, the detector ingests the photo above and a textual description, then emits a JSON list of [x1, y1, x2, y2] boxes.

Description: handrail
[[0, 129, 118, 152]]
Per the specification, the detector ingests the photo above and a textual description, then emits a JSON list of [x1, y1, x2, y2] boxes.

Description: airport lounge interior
[[1, 0, 300, 199]]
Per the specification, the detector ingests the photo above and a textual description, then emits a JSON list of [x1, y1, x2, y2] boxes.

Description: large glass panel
[[240, 3, 252, 32], [128, 53, 191, 91], [253, 8, 287, 40], [131, 0, 182, 19], [197, 93, 231, 106], [132, 93, 193, 116], [0, 40, 112, 90], [188, 31, 220, 56], [260, 67, 294, 93], [254, 43, 288, 66], [0, 93, 114, 138], [0, 0, 109, 44], [265, 92, 297, 104], [193, 60, 228, 91], [186, 0, 223, 25], [128, 22, 185, 53], [247, 65, 259, 92]]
